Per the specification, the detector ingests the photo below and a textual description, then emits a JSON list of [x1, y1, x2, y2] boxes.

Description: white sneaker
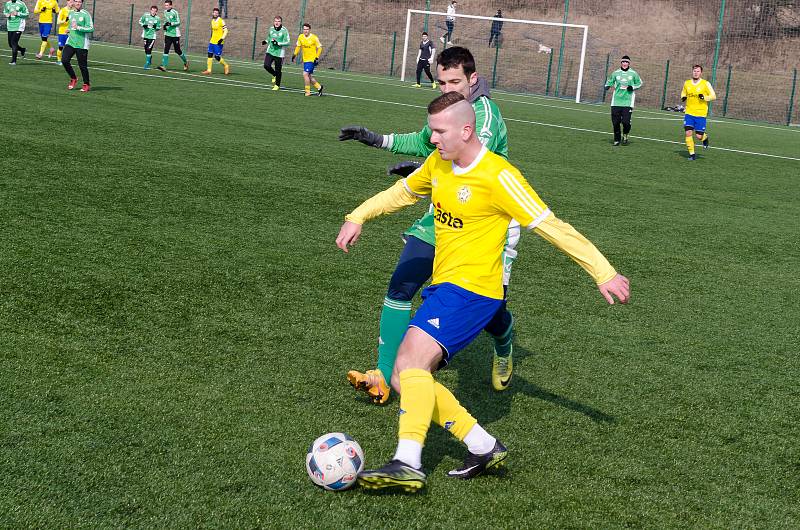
[[439, 36, 445, 43]]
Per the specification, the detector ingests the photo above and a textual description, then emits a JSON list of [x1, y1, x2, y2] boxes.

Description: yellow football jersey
[[404, 146, 551, 299], [681, 78, 717, 117], [56, 5, 70, 34], [210, 16, 227, 43], [294, 33, 322, 62], [35, 0, 59, 23]]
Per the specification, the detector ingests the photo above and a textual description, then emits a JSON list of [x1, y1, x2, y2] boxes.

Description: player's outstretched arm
[[338, 126, 385, 148], [598, 274, 630, 305]]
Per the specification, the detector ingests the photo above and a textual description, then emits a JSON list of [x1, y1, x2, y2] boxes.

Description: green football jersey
[[605, 68, 643, 107], [162, 8, 180, 38], [3, 0, 29, 32], [266, 25, 290, 58], [390, 95, 509, 246], [139, 13, 161, 40], [66, 8, 93, 49]]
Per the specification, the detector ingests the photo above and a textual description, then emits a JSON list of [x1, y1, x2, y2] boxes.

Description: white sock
[[463, 424, 496, 455], [393, 439, 423, 469]]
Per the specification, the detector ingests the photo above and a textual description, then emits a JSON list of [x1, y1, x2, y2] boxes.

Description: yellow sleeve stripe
[[498, 169, 548, 224]]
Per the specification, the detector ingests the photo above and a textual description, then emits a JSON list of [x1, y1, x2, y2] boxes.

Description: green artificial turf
[[1, 38, 799, 528]]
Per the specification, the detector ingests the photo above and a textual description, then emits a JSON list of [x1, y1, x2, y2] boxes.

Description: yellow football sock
[[701, 133, 708, 142], [57, 48, 62, 61], [685, 135, 695, 155], [313, 81, 321, 90], [206, 57, 213, 71], [304, 84, 311, 94], [40, 41, 48, 55], [219, 58, 228, 66], [431, 381, 477, 441], [398, 369, 435, 445]]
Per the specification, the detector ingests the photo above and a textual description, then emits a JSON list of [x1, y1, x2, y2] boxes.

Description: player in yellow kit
[[55, 0, 71, 64], [33, 0, 59, 59], [336, 92, 630, 492], [201, 7, 229, 75], [681, 64, 717, 161], [292, 23, 323, 96]]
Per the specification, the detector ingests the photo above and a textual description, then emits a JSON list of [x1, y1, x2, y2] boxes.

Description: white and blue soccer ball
[[305, 432, 364, 491]]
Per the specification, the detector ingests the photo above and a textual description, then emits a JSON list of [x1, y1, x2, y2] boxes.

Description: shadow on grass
[[89, 86, 124, 91]]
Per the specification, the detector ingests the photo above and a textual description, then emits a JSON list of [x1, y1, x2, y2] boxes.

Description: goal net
[[401, 9, 589, 102]]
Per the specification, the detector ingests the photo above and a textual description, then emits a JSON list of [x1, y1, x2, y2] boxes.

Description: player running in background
[[413, 32, 436, 88], [201, 7, 229, 75], [604, 55, 642, 146], [139, 5, 161, 70], [440, 0, 456, 45], [337, 92, 630, 491], [339, 47, 516, 405], [4, 0, 29, 64], [261, 15, 290, 90], [33, 0, 58, 59], [292, 23, 323, 96], [681, 65, 716, 161], [157, 0, 188, 71], [55, 0, 72, 65], [61, 0, 92, 92]]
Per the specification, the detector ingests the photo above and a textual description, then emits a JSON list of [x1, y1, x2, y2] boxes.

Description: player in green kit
[[157, 0, 188, 71], [604, 55, 643, 146], [261, 15, 290, 90], [61, 0, 92, 91], [4, 0, 29, 64], [339, 46, 517, 405], [139, 5, 161, 70]]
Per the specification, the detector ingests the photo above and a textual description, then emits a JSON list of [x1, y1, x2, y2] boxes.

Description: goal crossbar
[[401, 9, 589, 103]]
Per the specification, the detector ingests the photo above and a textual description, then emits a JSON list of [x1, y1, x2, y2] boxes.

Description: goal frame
[[401, 9, 589, 103]]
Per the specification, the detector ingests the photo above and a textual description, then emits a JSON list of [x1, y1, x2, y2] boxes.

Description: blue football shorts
[[57, 33, 68, 47], [684, 114, 707, 133], [303, 61, 316, 73], [207, 43, 223, 56], [39, 23, 53, 37], [408, 282, 503, 363]]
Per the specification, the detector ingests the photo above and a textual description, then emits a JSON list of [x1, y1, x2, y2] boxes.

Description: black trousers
[[164, 35, 183, 55], [445, 21, 454, 41], [7, 31, 26, 62], [144, 38, 155, 54], [264, 53, 283, 86], [611, 105, 632, 141], [62, 45, 90, 84], [489, 31, 501, 46], [415, 59, 433, 84]]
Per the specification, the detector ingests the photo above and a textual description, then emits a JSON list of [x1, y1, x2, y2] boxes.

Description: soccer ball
[[305, 432, 364, 491]]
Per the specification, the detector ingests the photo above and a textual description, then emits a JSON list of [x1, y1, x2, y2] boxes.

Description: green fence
[[15, 0, 797, 125]]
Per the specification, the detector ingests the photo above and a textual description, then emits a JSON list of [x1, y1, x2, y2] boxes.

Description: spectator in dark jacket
[[489, 9, 503, 47]]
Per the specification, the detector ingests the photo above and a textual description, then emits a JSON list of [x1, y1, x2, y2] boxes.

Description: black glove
[[604, 85, 610, 91], [387, 161, 422, 178], [271, 39, 278, 46], [313, 58, 319, 66], [681, 96, 687, 102], [698, 94, 704, 100], [338, 126, 383, 148], [217, 39, 224, 45], [626, 85, 633, 92], [291, 54, 296, 62], [164, 21, 171, 27], [261, 39, 267, 45]]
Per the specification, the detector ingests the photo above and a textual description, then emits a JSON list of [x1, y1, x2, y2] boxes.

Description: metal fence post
[[341, 26, 349, 71], [660, 59, 670, 110], [545, 51, 554, 96], [722, 64, 732, 117], [787, 68, 798, 126], [554, 0, 569, 97], [128, 4, 134, 45], [423, 0, 430, 34], [711, 0, 726, 87], [251, 17, 259, 60], [388, 31, 397, 77], [185, 0, 191, 53], [297, 0, 307, 35], [601, 53, 610, 102], [91, 0, 96, 19], [491, 40, 500, 89]]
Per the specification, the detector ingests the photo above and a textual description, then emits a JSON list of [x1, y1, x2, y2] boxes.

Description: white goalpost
[[401, 9, 589, 103]]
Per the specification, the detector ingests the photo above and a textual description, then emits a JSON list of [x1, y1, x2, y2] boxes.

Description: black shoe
[[157, 65, 166, 71], [20, 48, 26, 58], [687, 153, 697, 161], [358, 459, 426, 492], [447, 440, 508, 479], [317, 84, 324, 96], [702, 135, 709, 149]]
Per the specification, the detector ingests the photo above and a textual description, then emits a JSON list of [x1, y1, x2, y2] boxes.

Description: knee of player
[[207, 52, 213, 58], [214, 55, 222, 61]]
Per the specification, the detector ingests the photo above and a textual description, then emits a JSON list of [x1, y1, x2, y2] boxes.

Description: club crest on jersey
[[433, 202, 463, 229], [456, 185, 471, 204]]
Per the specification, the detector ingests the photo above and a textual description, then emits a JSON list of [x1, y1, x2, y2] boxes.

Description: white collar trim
[[452, 145, 488, 175]]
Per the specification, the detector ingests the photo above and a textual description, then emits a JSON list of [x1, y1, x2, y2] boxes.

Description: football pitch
[[2, 38, 799, 527]]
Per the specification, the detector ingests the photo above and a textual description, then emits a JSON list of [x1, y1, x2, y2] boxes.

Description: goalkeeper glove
[[388, 160, 422, 178], [272, 39, 278, 46], [313, 58, 319, 66], [261, 39, 267, 45], [291, 54, 297, 62], [681, 96, 687, 102], [627, 85, 633, 92], [164, 21, 171, 27], [698, 94, 704, 100], [604, 85, 611, 91], [338, 126, 384, 148], [217, 39, 224, 45]]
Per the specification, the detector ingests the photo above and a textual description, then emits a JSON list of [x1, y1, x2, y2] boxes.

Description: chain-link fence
[[7, 0, 799, 125]]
